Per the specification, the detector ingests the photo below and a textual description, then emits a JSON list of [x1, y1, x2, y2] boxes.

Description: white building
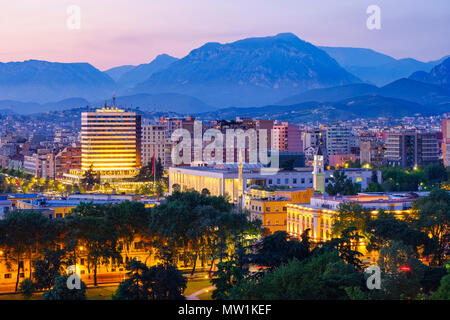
[[169, 163, 380, 204]]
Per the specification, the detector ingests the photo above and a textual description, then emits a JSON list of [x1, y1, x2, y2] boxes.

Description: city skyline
[[0, 0, 449, 70], [0, 1, 449, 305]]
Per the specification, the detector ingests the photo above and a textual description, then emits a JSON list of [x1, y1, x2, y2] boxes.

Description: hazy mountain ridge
[[99, 92, 213, 114], [117, 54, 178, 88], [0, 93, 212, 115], [0, 60, 116, 103], [0, 34, 448, 116], [278, 77, 450, 106], [104, 65, 136, 81], [321, 47, 446, 86], [410, 57, 450, 89], [133, 33, 360, 107], [196, 95, 443, 123]]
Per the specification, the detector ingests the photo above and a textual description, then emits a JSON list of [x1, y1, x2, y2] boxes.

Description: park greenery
[[0, 187, 448, 300], [0, 191, 261, 300], [209, 189, 449, 300], [343, 161, 450, 192], [0, 167, 75, 194]]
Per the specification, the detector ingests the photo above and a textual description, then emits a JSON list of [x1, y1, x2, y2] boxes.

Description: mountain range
[[196, 95, 448, 123], [277, 75, 450, 106], [108, 54, 178, 89], [320, 46, 447, 86], [0, 33, 449, 119], [133, 33, 359, 107], [0, 60, 115, 103]]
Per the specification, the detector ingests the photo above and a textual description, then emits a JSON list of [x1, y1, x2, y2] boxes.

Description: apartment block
[[385, 130, 440, 167]]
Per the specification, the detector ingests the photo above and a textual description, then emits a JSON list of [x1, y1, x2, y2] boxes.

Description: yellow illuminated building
[[287, 192, 418, 264], [80, 107, 141, 181], [250, 198, 290, 234], [247, 188, 315, 235]]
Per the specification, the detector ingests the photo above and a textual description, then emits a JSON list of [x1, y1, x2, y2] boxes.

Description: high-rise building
[[23, 149, 56, 179], [80, 107, 141, 180], [385, 130, 440, 167], [360, 139, 385, 166], [141, 123, 167, 168], [55, 145, 81, 179], [443, 119, 450, 167], [273, 122, 302, 153], [326, 124, 351, 156]]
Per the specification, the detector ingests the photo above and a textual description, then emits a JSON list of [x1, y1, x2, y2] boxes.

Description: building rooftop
[[1, 193, 44, 199]]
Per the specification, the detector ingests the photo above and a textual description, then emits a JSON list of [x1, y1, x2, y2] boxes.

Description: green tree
[[80, 164, 100, 191], [33, 248, 67, 290], [42, 275, 87, 300], [228, 250, 364, 300], [250, 230, 310, 270], [323, 228, 365, 270], [20, 278, 35, 299], [105, 201, 151, 261], [137, 157, 164, 182], [364, 182, 384, 192], [381, 167, 425, 192], [423, 163, 448, 186], [0, 211, 57, 291], [68, 203, 122, 286], [412, 189, 450, 266], [326, 171, 359, 196], [365, 211, 433, 256], [377, 241, 425, 300], [332, 202, 371, 238], [431, 273, 450, 300], [113, 260, 187, 300], [212, 260, 249, 300], [149, 191, 256, 275]]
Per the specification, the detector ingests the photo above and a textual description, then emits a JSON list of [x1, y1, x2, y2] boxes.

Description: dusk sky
[[0, 0, 449, 70]]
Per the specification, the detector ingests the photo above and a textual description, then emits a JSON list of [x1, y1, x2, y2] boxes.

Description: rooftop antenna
[[112, 94, 116, 107]]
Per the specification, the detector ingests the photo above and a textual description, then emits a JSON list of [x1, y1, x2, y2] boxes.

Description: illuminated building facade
[[80, 107, 141, 181], [250, 197, 290, 234], [287, 192, 421, 263], [247, 187, 314, 234], [169, 163, 377, 204]]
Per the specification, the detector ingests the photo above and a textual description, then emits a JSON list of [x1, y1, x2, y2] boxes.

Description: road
[[0, 270, 212, 294]]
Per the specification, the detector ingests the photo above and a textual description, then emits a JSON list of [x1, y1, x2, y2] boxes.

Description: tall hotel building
[[80, 107, 141, 181]]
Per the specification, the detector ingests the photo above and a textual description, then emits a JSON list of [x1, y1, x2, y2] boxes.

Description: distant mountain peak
[[409, 56, 450, 89], [133, 33, 360, 107], [116, 53, 178, 88]]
